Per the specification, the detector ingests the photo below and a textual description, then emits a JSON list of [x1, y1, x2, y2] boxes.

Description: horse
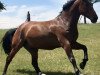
[[2, 0, 98, 75]]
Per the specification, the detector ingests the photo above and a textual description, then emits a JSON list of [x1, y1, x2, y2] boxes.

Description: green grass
[[0, 23, 100, 75]]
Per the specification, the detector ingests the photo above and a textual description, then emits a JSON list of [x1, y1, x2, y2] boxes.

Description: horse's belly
[[26, 36, 61, 50]]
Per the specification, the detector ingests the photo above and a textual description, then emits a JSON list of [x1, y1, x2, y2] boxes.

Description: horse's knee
[[69, 57, 75, 63], [6, 53, 14, 63], [5, 57, 11, 66], [83, 58, 88, 62], [82, 45, 87, 51]]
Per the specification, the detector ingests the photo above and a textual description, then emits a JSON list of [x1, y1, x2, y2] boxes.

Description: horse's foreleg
[[58, 38, 81, 75], [64, 44, 81, 75], [71, 42, 88, 69]]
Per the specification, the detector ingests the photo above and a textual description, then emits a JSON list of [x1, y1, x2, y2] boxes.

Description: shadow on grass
[[16, 69, 74, 75]]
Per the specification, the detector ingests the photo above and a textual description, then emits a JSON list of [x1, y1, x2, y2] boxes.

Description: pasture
[[0, 23, 100, 75]]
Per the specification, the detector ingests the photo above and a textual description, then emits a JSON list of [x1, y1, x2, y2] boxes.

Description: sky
[[0, 0, 100, 29]]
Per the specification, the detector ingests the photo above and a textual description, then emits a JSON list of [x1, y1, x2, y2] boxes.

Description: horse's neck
[[56, 11, 80, 30], [67, 0, 80, 27], [56, 2, 80, 31], [69, 10, 80, 28]]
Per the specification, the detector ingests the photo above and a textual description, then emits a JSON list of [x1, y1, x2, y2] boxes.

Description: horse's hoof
[[39, 73, 46, 75], [80, 62, 85, 69], [75, 70, 82, 75], [2, 74, 6, 75], [75, 73, 83, 75], [41, 74, 46, 75], [38, 72, 46, 75], [80, 74, 84, 75]]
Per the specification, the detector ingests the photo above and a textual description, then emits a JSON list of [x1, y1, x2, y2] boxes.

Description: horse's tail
[[1, 28, 17, 55], [26, 11, 31, 21]]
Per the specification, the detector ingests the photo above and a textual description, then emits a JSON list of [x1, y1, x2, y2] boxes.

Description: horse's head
[[78, 0, 98, 23]]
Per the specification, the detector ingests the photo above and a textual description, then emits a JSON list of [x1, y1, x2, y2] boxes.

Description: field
[[0, 23, 100, 75]]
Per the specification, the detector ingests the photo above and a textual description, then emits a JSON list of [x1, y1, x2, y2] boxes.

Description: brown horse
[[2, 0, 98, 75]]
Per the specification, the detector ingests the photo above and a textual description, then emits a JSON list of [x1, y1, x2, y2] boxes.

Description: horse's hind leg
[[71, 42, 88, 69], [2, 40, 23, 75], [27, 48, 44, 75]]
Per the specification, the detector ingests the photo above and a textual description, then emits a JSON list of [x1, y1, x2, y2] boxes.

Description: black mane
[[63, 0, 75, 11]]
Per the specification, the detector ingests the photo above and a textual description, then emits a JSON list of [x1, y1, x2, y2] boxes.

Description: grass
[[0, 23, 100, 75]]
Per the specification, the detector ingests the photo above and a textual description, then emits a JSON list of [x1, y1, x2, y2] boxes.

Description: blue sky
[[0, 0, 100, 29]]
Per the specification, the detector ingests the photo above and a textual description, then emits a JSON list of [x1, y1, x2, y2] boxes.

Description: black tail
[[1, 28, 17, 55], [26, 11, 31, 21]]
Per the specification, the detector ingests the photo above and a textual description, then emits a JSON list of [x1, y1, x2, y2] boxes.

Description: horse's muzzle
[[91, 16, 98, 23]]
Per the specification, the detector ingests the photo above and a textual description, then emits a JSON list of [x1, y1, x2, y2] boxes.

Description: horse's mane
[[63, 0, 75, 11]]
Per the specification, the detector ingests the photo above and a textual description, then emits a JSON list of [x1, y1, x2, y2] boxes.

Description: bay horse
[[2, 0, 98, 75]]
